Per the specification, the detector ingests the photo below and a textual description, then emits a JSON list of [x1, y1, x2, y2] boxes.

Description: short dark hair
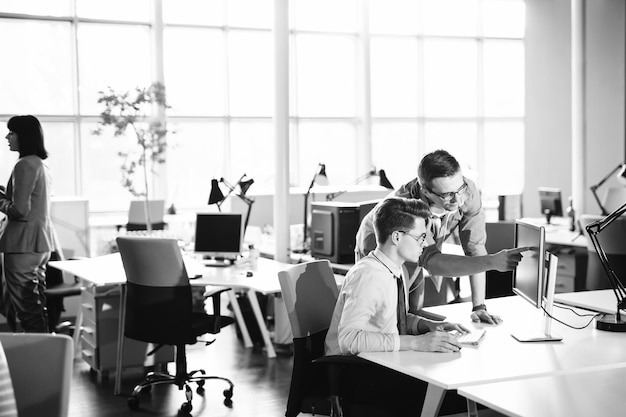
[[417, 149, 460, 190], [373, 197, 431, 245], [7, 115, 48, 159]]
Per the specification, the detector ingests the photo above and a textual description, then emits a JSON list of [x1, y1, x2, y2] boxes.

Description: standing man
[[356, 149, 518, 324]]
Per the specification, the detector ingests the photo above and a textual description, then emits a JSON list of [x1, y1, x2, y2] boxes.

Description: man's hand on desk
[[470, 307, 502, 325], [403, 322, 468, 353]]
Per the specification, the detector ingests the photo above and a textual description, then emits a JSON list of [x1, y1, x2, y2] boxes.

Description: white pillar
[[273, 0, 290, 264], [571, 0, 586, 215]]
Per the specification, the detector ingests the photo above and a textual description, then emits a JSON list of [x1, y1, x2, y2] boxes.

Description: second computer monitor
[[538, 187, 563, 225], [194, 213, 243, 261], [512, 220, 546, 308], [511, 220, 562, 342]]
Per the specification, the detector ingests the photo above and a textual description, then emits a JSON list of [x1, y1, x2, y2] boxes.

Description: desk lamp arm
[[590, 163, 624, 215], [326, 168, 377, 201], [585, 201, 626, 316], [220, 175, 255, 232]]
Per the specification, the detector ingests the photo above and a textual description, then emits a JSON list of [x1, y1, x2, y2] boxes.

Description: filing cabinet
[[548, 245, 587, 293], [80, 283, 174, 380]]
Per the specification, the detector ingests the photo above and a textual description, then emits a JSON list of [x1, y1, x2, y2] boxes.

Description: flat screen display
[[538, 187, 563, 224], [194, 213, 243, 260], [512, 220, 546, 309]]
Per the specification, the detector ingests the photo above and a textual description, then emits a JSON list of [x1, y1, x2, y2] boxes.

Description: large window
[[0, 0, 525, 212]]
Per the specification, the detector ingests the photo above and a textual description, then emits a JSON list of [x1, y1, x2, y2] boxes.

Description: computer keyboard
[[456, 329, 486, 346]]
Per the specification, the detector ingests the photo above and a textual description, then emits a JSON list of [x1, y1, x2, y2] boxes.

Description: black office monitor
[[538, 187, 563, 225], [194, 213, 243, 264], [512, 220, 561, 342]]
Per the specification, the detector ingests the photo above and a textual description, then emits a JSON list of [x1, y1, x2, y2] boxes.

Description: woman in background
[[0, 115, 55, 332]]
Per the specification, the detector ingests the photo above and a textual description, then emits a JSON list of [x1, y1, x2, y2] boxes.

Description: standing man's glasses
[[399, 231, 427, 245], [429, 182, 469, 202]]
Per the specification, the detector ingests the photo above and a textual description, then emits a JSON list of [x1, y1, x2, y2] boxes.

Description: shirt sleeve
[[458, 177, 488, 257], [406, 312, 421, 335], [0, 159, 37, 220]]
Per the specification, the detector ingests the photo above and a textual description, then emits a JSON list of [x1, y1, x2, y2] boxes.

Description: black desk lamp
[[585, 201, 626, 332], [208, 174, 255, 232], [326, 168, 394, 201], [295, 163, 328, 253], [590, 162, 626, 215]]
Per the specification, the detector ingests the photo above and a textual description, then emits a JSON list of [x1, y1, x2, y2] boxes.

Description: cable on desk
[[552, 302, 602, 317], [542, 304, 605, 330]]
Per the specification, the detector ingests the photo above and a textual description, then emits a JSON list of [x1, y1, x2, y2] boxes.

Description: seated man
[[356, 149, 526, 324], [325, 197, 471, 416]]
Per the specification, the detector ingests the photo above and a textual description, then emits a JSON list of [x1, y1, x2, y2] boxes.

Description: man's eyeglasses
[[399, 231, 427, 245], [429, 182, 469, 202]]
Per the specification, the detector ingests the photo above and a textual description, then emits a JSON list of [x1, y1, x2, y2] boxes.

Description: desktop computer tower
[[310, 200, 379, 264]]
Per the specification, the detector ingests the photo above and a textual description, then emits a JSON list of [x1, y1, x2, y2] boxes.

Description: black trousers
[[344, 360, 467, 417], [2, 252, 50, 333]]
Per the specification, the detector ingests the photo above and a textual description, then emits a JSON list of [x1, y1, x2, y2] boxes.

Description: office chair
[[579, 214, 626, 290], [0, 333, 73, 417], [45, 250, 83, 335], [278, 260, 364, 417], [121, 199, 167, 231], [116, 236, 235, 414]]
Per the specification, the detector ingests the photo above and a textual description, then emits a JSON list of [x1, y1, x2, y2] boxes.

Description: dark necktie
[[396, 276, 408, 335]]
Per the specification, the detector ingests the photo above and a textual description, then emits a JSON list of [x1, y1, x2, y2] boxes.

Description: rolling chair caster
[[223, 387, 233, 406], [127, 396, 140, 410], [179, 401, 192, 414], [196, 380, 205, 394]]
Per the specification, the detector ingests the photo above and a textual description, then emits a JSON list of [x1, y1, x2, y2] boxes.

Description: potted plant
[[93, 82, 170, 231]]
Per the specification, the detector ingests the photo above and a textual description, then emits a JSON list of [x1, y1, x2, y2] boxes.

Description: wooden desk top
[[458, 365, 626, 417], [359, 294, 626, 390]]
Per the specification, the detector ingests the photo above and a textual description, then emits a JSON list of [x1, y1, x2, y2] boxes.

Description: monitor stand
[[512, 253, 563, 343], [202, 257, 234, 267], [543, 209, 552, 225]]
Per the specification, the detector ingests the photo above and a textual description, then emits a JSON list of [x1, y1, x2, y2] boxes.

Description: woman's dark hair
[[373, 197, 431, 245], [7, 115, 48, 159], [417, 149, 460, 190]]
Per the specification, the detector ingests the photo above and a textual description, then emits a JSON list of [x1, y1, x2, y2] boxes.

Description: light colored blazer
[[0, 155, 55, 253]]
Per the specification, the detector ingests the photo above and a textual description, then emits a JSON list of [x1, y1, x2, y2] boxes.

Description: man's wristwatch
[[472, 303, 487, 312]]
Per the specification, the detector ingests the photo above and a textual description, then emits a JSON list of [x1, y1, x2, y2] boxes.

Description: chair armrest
[[204, 286, 233, 333]]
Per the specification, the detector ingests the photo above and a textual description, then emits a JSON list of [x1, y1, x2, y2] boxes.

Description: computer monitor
[[511, 220, 562, 342], [538, 187, 563, 225], [194, 213, 243, 265]]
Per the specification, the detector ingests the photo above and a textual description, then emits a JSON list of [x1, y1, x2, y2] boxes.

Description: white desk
[[358, 295, 626, 417], [554, 289, 619, 314], [458, 366, 626, 417], [520, 217, 586, 248], [49, 254, 293, 361]]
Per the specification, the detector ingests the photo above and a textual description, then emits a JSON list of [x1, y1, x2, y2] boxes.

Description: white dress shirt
[[325, 248, 422, 355]]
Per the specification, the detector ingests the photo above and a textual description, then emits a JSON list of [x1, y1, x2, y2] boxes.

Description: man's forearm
[[426, 253, 494, 277], [469, 272, 486, 307]]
